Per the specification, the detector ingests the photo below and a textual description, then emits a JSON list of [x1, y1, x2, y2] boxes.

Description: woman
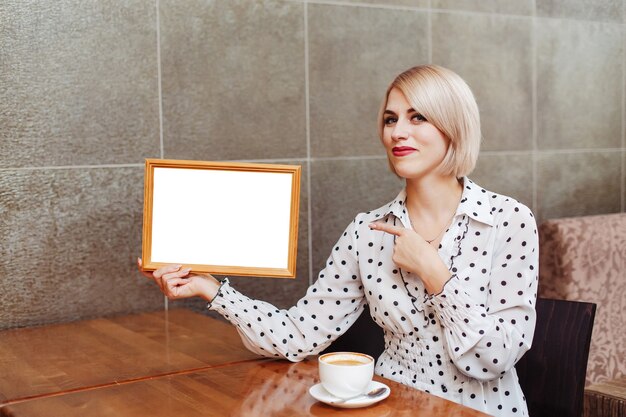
[[139, 65, 538, 416]]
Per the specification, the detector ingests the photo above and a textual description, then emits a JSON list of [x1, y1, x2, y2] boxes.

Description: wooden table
[[0, 309, 489, 417], [1, 358, 489, 416], [0, 309, 258, 404]]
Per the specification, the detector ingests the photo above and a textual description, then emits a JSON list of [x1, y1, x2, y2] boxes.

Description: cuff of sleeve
[[205, 278, 254, 332], [206, 277, 230, 310], [423, 274, 457, 304], [424, 274, 469, 310], [424, 276, 489, 357]]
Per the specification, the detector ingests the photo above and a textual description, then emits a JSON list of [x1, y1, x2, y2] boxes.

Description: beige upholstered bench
[[538, 213, 626, 417]]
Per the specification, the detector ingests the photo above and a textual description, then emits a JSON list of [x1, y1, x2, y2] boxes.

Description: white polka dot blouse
[[209, 177, 539, 417]]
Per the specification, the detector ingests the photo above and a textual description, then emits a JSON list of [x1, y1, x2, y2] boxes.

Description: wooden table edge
[[0, 309, 259, 407], [0, 357, 272, 408]]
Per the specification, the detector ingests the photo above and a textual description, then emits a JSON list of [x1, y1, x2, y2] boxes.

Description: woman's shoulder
[[465, 178, 535, 225], [351, 191, 405, 227]]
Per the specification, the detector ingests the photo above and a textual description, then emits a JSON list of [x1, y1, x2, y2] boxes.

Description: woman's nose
[[391, 120, 409, 141]]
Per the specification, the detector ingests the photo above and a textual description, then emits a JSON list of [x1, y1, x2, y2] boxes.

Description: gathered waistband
[[378, 331, 466, 394]]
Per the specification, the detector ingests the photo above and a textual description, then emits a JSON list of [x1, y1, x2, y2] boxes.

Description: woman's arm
[[427, 202, 539, 381], [208, 218, 366, 361], [189, 218, 367, 362]]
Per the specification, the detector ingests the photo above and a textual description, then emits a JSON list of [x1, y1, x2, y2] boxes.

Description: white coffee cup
[[318, 352, 375, 399]]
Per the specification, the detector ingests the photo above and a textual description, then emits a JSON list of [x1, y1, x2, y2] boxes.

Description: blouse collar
[[383, 177, 495, 227]]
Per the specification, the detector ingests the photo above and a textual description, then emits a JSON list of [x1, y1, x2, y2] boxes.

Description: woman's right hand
[[137, 258, 221, 302]]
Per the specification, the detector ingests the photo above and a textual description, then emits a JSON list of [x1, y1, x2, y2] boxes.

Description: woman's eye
[[384, 117, 397, 126], [411, 113, 427, 122]]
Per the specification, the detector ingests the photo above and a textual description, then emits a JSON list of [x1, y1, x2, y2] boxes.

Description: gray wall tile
[[310, 158, 403, 275], [308, 5, 428, 158], [160, 0, 306, 161], [536, 152, 621, 220], [175, 160, 310, 312], [537, 19, 622, 150], [0, 168, 163, 330], [432, 13, 533, 151], [433, 0, 534, 15], [470, 153, 534, 209], [0, 1, 160, 168], [537, 0, 622, 23]]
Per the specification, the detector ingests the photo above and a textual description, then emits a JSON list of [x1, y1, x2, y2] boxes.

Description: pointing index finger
[[368, 221, 405, 236]]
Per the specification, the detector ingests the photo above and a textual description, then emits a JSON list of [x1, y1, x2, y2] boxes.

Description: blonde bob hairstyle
[[378, 65, 481, 178]]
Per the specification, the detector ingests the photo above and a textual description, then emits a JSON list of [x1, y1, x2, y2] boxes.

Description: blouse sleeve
[[208, 217, 366, 362], [426, 202, 539, 381]]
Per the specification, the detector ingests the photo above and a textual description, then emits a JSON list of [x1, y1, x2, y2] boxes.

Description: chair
[[322, 305, 385, 359], [516, 297, 597, 417]]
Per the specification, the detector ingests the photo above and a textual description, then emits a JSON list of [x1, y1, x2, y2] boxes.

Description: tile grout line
[[305, 0, 623, 26], [532, 148, 626, 154], [622, 21, 625, 212], [155, 0, 168, 311], [3, 148, 625, 173], [156, 0, 164, 161], [0, 164, 145, 171], [1, 148, 623, 173], [229, 157, 309, 163], [620, 21, 626, 212], [427, 1, 432, 64], [531, 6, 538, 216], [304, 2, 314, 286], [305, 0, 427, 12]]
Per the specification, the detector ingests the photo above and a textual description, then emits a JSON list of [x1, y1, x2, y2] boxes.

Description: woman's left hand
[[368, 222, 451, 294]]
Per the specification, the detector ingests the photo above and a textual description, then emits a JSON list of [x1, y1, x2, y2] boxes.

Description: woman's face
[[381, 88, 451, 180]]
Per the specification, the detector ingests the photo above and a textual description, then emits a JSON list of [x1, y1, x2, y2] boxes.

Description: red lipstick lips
[[392, 146, 416, 157]]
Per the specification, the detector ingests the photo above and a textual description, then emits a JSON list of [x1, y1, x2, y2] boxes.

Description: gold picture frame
[[141, 159, 301, 278]]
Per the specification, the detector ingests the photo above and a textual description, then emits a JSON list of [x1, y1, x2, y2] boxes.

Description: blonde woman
[[139, 65, 538, 417]]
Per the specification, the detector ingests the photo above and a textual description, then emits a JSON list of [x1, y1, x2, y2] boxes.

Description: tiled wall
[[1, 0, 623, 329]]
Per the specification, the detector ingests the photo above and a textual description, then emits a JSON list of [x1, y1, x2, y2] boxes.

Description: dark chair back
[[322, 305, 385, 359], [516, 297, 596, 417]]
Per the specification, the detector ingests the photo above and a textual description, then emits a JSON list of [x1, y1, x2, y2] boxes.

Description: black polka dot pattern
[[208, 178, 538, 417]]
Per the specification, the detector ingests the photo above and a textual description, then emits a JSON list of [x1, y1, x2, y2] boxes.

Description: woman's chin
[[392, 164, 425, 179], [394, 167, 445, 182]]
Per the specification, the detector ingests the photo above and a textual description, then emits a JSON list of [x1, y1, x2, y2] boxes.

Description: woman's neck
[[404, 175, 463, 223]]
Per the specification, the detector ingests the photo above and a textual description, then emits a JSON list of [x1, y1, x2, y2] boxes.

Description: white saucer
[[309, 381, 390, 409]]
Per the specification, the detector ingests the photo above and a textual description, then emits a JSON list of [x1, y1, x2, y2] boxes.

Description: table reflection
[[232, 359, 393, 417], [232, 360, 317, 416]]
